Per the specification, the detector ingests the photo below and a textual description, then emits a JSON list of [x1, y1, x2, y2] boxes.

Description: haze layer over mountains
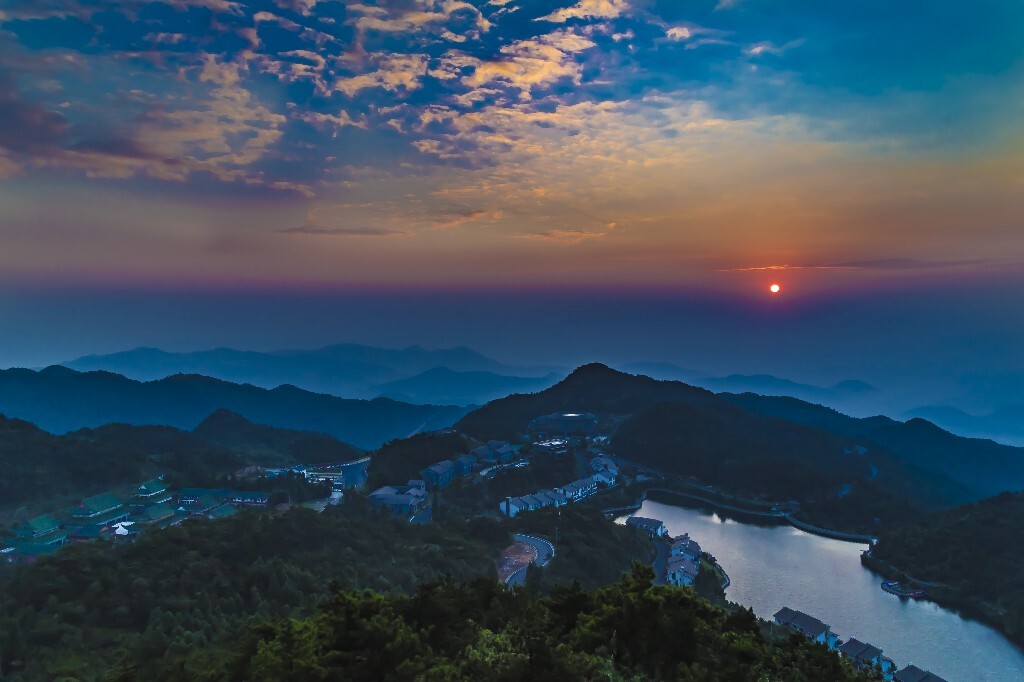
[[49, 343, 1024, 446]]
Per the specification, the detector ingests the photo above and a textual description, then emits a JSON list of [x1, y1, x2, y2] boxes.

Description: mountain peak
[[194, 408, 254, 433]]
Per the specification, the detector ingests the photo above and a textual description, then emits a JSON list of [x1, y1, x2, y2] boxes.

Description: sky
[[1, 0, 1023, 409]]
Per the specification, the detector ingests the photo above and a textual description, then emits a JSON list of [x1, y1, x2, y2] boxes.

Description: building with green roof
[[133, 477, 171, 506], [12, 515, 67, 549], [70, 491, 130, 526]]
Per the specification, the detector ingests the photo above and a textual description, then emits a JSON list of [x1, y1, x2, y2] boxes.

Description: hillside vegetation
[[867, 491, 1024, 646], [0, 504, 653, 680], [96, 565, 870, 682], [0, 411, 359, 519], [454, 364, 983, 532], [724, 394, 1024, 497], [455, 363, 718, 440]]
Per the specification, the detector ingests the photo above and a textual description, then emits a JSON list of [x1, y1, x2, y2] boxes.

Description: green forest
[[0, 503, 652, 680], [105, 565, 872, 681], [866, 490, 1024, 646]]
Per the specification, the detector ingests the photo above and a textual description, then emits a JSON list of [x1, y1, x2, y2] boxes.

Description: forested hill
[[611, 401, 972, 523], [455, 362, 719, 440], [453, 364, 1002, 532], [193, 409, 363, 463], [458, 364, 1024, 500], [867, 491, 1024, 646], [0, 411, 360, 517], [0, 366, 471, 449], [724, 393, 1024, 497]]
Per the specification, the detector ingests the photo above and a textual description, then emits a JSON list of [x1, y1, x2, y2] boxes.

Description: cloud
[[515, 228, 610, 244], [295, 110, 367, 132], [718, 259, 1001, 272], [277, 224, 409, 237], [460, 30, 597, 98], [334, 53, 430, 96], [433, 208, 503, 228], [0, 76, 68, 156], [347, 1, 491, 37], [539, 0, 630, 23], [272, 0, 319, 15]]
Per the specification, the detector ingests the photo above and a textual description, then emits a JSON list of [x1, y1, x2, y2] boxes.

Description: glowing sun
[[769, 283, 782, 294]]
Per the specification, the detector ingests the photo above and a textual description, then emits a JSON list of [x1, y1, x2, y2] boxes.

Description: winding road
[[505, 533, 556, 586]]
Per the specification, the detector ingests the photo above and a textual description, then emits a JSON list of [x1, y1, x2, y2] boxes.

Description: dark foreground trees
[[138, 565, 868, 682]]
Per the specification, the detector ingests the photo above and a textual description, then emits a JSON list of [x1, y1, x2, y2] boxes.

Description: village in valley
[[2, 408, 947, 682]]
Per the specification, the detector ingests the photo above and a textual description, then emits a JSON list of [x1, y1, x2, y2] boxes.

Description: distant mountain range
[[55, 344, 1024, 445], [372, 367, 564, 405], [903, 405, 1024, 445], [695, 374, 874, 402], [0, 366, 470, 449], [616, 363, 878, 410], [61, 344, 562, 405]]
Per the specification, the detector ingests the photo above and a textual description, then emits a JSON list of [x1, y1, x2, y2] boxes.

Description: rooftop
[[626, 516, 665, 531], [74, 491, 125, 517], [18, 515, 62, 537], [838, 638, 883, 663], [894, 665, 949, 682], [424, 460, 456, 475], [136, 477, 168, 496], [773, 607, 829, 638]]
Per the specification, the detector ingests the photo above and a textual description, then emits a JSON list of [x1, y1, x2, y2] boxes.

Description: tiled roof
[[626, 516, 664, 531], [141, 502, 175, 522], [838, 638, 882, 663], [75, 492, 124, 516], [20, 515, 62, 537], [137, 478, 168, 496], [774, 607, 829, 638], [894, 665, 948, 682], [424, 460, 455, 475], [207, 504, 238, 520]]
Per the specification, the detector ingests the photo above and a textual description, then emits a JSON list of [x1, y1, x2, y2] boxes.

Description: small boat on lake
[[881, 580, 926, 598]]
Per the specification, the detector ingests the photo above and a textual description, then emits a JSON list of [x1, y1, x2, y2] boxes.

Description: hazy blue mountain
[[724, 393, 1024, 497], [614, 362, 702, 382], [62, 344, 561, 399], [904, 405, 1024, 444], [0, 366, 470, 449], [372, 367, 564, 405], [692, 374, 875, 404], [192, 409, 364, 463]]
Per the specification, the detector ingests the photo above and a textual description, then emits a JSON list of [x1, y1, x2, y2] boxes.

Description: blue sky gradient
[[1, 1, 1022, 405]]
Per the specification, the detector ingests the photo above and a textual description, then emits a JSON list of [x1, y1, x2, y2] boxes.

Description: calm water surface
[[630, 500, 1024, 682]]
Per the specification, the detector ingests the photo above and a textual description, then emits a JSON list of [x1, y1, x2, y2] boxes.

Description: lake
[[628, 499, 1024, 682]]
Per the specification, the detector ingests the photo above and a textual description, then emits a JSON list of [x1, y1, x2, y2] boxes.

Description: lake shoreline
[[860, 552, 1024, 651], [634, 498, 1024, 681], [642, 488, 876, 545]]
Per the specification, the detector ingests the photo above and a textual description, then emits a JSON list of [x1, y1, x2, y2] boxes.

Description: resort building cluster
[[773, 606, 947, 681], [625, 517, 706, 587], [499, 454, 619, 518], [2, 478, 271, 562]]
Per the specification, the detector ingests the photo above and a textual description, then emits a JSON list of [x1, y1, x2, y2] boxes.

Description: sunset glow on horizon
[[0, 0, 1021, 296]]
